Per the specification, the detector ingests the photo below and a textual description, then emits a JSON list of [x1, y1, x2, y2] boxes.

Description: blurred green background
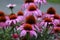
[[47, 0, 60, 4]]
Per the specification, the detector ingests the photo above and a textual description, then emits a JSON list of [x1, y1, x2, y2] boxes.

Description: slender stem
[[10, 9, 13, 13]]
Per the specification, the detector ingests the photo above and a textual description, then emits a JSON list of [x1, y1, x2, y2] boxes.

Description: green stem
[[27, 33, 30, 40], [10, 9, 13, 13]]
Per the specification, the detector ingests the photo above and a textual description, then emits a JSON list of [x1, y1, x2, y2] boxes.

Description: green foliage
[[47, 0, 60, 4]]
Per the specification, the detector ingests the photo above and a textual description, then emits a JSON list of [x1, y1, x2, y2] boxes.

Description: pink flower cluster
[[0, 0, 60, 40]]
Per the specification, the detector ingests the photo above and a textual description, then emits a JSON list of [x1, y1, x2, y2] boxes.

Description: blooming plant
[[0, 0, 60, 40]]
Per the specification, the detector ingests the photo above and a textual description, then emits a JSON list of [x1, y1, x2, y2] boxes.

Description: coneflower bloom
[[17, 24, 37, 38], [0, 16, 7, 28], [0, 11, 5, 16], [42, 7, 56, 20], [40, 17, 52, 28], [21, 3, 37, 11], [25, 15, 36, 24], [34, 0, 47, 9], [25, 15, 40, 32], [24, 4, 42, 17], [0, 11, 9, 20], [17, 11, 24, 22], [24, 0, 34, 3], [6, 14, 19, 25], [52, 14, 60, 26], [54, 27, 60, 33]]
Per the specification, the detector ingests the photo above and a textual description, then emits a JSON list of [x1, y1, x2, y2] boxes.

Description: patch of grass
[[47, 0, 60, 4]]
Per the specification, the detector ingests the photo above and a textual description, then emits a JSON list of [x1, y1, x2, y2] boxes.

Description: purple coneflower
[[0, 16, 8, 28], [40, 17, 52, 28], [25, 15, 40, 32], [17, 11, 24, 23], [17, 24, 37, 38], [6, 14, 19, 26], [24, 4, 42, 17], [43, 7, 56, 20], [52, 14, 60, 26]]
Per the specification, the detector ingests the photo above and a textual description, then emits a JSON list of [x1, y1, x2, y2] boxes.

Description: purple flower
[[21, 3, 37, 11], [6, 14, 19, 26], [17, 24, 37, 38], [0, 16, 8, 28], [24, 4, 42, 17], [52, 19, 60, 26]]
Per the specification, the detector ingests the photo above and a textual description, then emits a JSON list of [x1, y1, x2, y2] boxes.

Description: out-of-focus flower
[[44, 17, 52, 22], [25, 15, 40, 32], [25, 15, 36, 24], [6, 4, 16, 8], [54, 27, 60, 33], [47, 7, 56, 15], [52, 14, 60, 26], [17, 24, 37, 38], [21, 3, 37, 11], [0, 11, 5, 16], [54, 14, 60, 19], [17, 11, 23, 16], [0, 16, 8, 28], [40, 18, 52, 28], [6, 4, 16, 13], [42, 7, 56, 20], [17, 11, 24, 23], [12, 33, 19, 38], [6, 14, 19, 26], [24, 4, 42, 17], [24, 0, 34, 3]]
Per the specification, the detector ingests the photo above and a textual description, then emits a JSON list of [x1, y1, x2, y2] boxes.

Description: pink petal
[[30, 30, 37, 38], [17, 25, 24, 30], [20, 30, 27, 37]]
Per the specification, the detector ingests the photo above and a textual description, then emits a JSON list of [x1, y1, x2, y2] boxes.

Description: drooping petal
[[17, 25, 24, 31], [13, 20, 16, 24], [30, 30, 37, 38], [20, 30, 27, 37]]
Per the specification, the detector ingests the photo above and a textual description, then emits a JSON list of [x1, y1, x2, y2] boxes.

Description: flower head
[[17, 24, 37, 38], [28, 4, 37, 11], [0, 11, 5, 16], [56, 24, 60, 27], [0, 16, 6, 22], [24, 24, 32, 31], [24, 0, 34, 3], [9, 14, 17, 20], [25, 15, 36, 24], [54, 14, 60, 19], [44, 17, 52, 22], [47, 7, 56, 14], [54, 27, 60, 33], [0, 16, 8, 28], [17, 11, 23, 16], [7, 4, 16, 9], [12, 33, 19, 38]]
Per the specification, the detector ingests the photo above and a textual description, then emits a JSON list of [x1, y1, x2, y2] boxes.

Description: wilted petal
[[30, 30, 37, 38], [20, 30, 27, 37]]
